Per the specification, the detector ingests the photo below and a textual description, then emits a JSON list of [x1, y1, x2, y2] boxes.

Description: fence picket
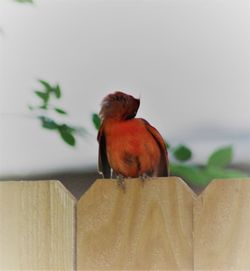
[[0, 181, 76, 270], [194, 179, 250, 269], [77, 178, 194, 270]]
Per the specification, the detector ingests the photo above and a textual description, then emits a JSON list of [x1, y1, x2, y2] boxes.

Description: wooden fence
[[0, 177, 250, 270]]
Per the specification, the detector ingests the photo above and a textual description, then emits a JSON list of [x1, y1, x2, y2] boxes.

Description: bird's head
[[99, 91, 140, 121]]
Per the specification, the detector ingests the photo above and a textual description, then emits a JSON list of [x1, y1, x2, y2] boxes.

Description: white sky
[[0, 0, 250, 177]]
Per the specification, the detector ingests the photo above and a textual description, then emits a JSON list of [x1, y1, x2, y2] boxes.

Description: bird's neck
[[102, 117, 137, 131]]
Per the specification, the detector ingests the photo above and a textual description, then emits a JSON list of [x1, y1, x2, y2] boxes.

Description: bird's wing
[[140, 118, 170, 176], [97, 125, 111, 178]]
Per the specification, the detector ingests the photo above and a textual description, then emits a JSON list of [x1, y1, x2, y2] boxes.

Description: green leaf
[[53, 85, 61, 98], [39, 116, 58, 130], [40, 105, 48, 110], [204, 166, 248, 179], [38, 79, 53, 92], [58, 125, 76, 146], [35, 91, 49, 103], [92, 113, 101, 130], [60, 124, 76, 133], [39, 80, 61, 98], [170, 163, 209, 186], [39, 80, 52, 93], [55, 108, 67, 115], [172, 144, 192, 162], [171, 162, 248, 188], [207, 145, 233, 168], [59, 131, 76, 146]]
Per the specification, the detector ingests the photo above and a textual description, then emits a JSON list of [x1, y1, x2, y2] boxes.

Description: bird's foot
[[139, 173, 151, 183], [117, 174, 126, 192]]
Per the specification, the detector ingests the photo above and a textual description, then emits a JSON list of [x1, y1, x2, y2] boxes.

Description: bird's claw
[[117, 175, 126, 192], [139, 173, 151, 183]]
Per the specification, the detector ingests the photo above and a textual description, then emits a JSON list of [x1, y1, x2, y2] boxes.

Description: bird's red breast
[[98, 91, 169, 178]]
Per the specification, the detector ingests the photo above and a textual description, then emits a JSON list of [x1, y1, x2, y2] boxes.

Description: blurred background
[[0, 0, 250, 198]]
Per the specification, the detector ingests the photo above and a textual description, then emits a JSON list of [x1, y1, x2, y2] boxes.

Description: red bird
[[97, 91, 169, 179]]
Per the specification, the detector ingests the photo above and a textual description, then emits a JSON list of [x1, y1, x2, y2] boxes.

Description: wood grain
[[0, 181, 76, 270], [194, 178, 250, 270], [77, 177, 194, 270], [1, 178, 250, 270]]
